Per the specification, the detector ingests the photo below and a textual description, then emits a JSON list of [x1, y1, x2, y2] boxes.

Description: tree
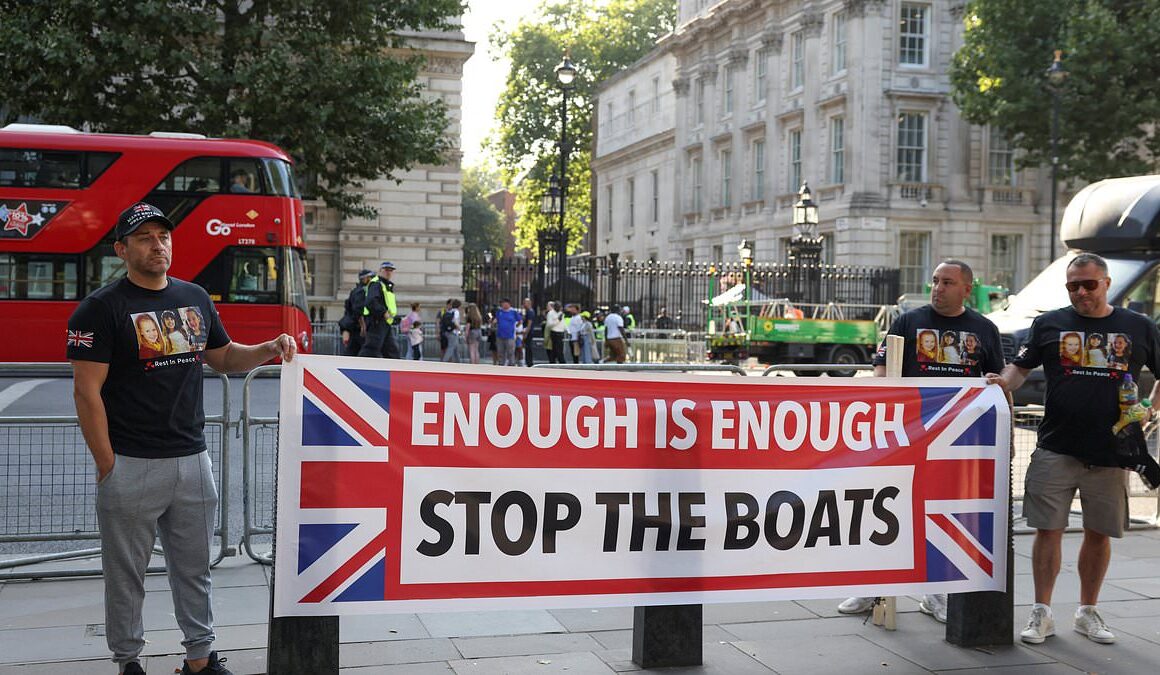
[[461, 165, 507, 257], [0, 0, 463, 217], [491, 0, 677, 255], [950, 0, 1160, 181]]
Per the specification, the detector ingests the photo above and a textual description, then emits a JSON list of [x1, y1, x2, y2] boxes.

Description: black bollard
[[632, 604, 702, 668], [267, 615, 340, 674]]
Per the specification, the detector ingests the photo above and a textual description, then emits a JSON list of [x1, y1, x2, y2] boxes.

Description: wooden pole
[[872, 334, 905, 631]]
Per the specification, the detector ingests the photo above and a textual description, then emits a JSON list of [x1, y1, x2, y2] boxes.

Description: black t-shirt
[[1012, 306, 1160, 465], [67, 277, 230, 458], [871, 305, 1004, 377]]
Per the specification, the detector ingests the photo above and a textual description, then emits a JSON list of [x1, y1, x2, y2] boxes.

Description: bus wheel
[[826, 345, 866, 377]]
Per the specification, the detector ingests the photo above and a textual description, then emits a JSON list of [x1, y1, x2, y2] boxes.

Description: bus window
[[228, 158, 261, 194], [0, 253, 79, 299], [287, 248, 309, 316], [86, 152, 119, 185], [0, 149, 83, 188], [261, 158, 300, 198], [155, 157, 220, 193], [84, 240, 123, 294]]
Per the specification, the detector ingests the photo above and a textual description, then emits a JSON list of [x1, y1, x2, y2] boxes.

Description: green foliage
[[0, 0, 464, 217], [491, 0, 676, 255], [950, 0, 1160, 181], [461, 164, 507, 256]]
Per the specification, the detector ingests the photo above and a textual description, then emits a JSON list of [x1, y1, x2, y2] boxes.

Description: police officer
[[339, 269, 373, 356], [358, 261, 400, 358], [622, 305, 636, 336]]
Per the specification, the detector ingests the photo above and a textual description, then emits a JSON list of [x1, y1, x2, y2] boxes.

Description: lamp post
[[539, 175, 562, 308], [790, 182, 822, 302], [553, 52, 577, 302], [737, 239, 753, 332], [1045, 50, 1069, 262]]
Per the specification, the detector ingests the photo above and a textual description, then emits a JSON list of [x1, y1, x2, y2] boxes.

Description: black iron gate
[[463, 255, 900, 330]]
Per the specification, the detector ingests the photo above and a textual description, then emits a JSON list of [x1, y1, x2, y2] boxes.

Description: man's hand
[[984, 372, 1006, 390], [341, 330, 351, 346], [270, 333, 297, 362], [97, 457, 115, 482]]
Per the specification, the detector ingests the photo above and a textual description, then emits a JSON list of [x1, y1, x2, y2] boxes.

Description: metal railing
[[0, 363, 232, 579], [241, 365, 280, 564]]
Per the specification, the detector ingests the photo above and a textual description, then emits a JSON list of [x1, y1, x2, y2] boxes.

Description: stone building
[[304, 24, 473, 322], [593, 0, 1062, 294]]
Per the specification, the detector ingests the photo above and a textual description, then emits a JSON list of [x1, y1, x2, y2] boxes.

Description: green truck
[[707, 284, 1007, 375]]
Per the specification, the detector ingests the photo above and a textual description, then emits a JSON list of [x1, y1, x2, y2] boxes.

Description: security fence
[[463, 256, 900, 331], [0, 364, 232, 579]]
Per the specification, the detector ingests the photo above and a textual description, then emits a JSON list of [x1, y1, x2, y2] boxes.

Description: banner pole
[[873, 334, 905, 631]]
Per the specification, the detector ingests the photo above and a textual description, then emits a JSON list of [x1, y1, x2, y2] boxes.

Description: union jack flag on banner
[[274, 356, 1009, 617]]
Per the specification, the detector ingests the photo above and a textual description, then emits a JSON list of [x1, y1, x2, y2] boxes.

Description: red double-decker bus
[[0, 124, 312, 361]]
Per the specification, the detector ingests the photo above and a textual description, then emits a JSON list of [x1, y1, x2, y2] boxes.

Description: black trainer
[[122, 662, 145, 675], [180, 651, 232, 675]]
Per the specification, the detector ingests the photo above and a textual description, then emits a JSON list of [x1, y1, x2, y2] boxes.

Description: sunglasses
[[1065, 279, 1102, 293]]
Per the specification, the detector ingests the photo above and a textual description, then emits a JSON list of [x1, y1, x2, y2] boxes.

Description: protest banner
[[273, 355, 1009, 617]]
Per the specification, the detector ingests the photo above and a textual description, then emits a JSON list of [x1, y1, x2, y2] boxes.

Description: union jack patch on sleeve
[[67, 330, 94, 348]]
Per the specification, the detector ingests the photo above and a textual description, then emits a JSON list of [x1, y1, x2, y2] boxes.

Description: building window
[[896, 112, 927, 182], [830, 117, 845, 184], [691, 156, 702, 212], [899, 231, 931, 294], [820, 234, 835, 265], [712, 244, 723, 263], [685, 248, 695, 263], [754, 48, 768, 102], [694, 78, 705, 125], [652, 76, 661, 113], [650, 169, 659, 223], [990, 233, 1023, 289], [605, 184, 614, 233], [752, 139, 765, 201], [723, 65, 734, 115], [832, 11, 847, 75], [791, 31, 805, 90], [899, 3, 928, 66], [627, 177, 635, 229], [988, 128, 1017, 187], [627, 90, 636, 128], [720, 149, 732, 207], [606, 101, 615, 133], [788, 129, 802, 193]]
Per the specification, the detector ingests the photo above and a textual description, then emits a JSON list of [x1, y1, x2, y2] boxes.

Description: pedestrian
[[338, 269, 373, 356], [604, 305, 629, 363], [408, 320, 424, 360], [987, 253, 1160, 645], [437, 299, 452, 359], [655, 307, 675, 330], [492, 298, 520, 366], [838, 259, 1004, 624], [566, 304, 583, 363], [68, 202, 296, 675], [593, 310, 607, 361], [441, 299, 463, 363], [486, 305, 499, 365], [545, 301, 567, 364], [521, 297, 537, 367], [399, 302, 421, 358], [622, 305, 636, 338], [579, 310, 596, 364], [465, 302, 483, 364], [358, 261, 399, 358]]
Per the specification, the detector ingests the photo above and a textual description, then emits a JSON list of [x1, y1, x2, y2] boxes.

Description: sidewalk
[[2, 527, 1158, 674]]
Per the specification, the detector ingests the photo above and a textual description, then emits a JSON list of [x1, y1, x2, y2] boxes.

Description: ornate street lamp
[[1045, 50, 1069, 262], [538, 174, 563, 308], [790, 181, 824, 302], [737, 238, 753, 331], [552, 52, 577, 301]]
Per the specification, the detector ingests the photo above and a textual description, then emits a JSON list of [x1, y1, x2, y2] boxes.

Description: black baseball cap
[[358, 269, 374, 278], [115, 202, 174, 240]]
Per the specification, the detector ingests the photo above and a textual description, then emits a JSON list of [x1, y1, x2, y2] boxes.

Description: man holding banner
[[838, 259, 1004, 623], [988, 253, 1160, 645]]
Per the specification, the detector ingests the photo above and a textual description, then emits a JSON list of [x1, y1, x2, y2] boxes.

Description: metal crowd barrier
[[0, 363, 232, 579], [532, 362, 747, 375], [241, 364, 281, 564]]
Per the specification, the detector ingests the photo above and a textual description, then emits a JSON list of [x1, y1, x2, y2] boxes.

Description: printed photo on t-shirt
[[1082, 332, 1108, 368], [959, 331, 983, 367], [1059, 331, 1084, 367], [131, 306, 207, 360], [937, 330, 961, 364], [1106, 332, 1132, 371], [916, 329, 939, 362]]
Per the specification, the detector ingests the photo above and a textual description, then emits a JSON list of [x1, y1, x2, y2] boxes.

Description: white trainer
[[1074, 606, 1115, 644], [837, 596, 876, 614], [918, 593, 947, 623], [1020, 605, 1055, 644]]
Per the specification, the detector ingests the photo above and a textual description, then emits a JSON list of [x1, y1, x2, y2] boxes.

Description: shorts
[[1022, 447, 1129, 537]]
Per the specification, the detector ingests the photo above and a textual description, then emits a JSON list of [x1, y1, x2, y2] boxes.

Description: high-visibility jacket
[[624, 312, 636, 331], [362, 275, 397, 321]]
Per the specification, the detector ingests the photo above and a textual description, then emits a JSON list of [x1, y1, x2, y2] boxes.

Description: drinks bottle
[[1112, 374, 1146, 434]]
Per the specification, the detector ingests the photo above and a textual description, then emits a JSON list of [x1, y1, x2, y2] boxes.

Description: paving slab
[[736, 634, 928, 674], [341, 637, 460, 667], [1105, 576, 1160, 599], [595, 640, 775, 674], [547, 606, 634, 632], [453, 631, 605, 659], [703, 600, 817, 624], [419, 609, 566, 638], [341, 661, 454, 674], [448, 650, 614, 674], [341, 613, 431, 642]]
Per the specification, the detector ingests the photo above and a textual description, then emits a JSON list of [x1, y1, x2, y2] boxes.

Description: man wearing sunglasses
[[837, 259, 1004, 624], [987, 252, 1160, 646]]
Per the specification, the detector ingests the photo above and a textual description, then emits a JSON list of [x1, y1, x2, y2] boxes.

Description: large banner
[[273, 355, 1010, 617]]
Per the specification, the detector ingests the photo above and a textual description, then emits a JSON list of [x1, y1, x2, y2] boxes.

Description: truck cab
[[988, 175, 1160, 403]]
